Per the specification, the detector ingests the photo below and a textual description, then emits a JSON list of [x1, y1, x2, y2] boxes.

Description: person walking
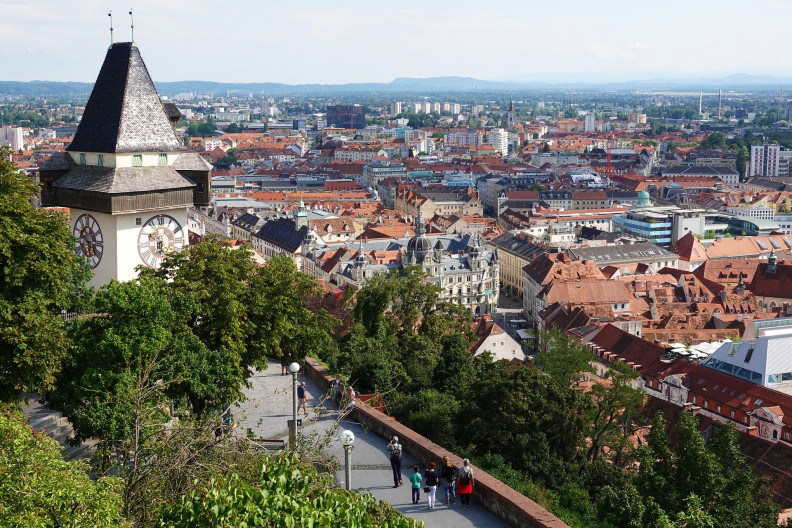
[[457, 458, 474, 509], [280, 352, 292, 376], [440, 455, 457, 505], [297, 381, 308, 416], [330, 374, 342, 401], [409, 465, 422, 504], [344, 386, 357, 412], [423, 461, 440, 509], [386, 436, 403, 487]]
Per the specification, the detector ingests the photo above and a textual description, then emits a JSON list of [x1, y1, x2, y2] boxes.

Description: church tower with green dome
[[636, 190, 652, 207]]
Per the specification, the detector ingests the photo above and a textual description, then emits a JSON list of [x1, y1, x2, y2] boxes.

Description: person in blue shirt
[[297, 381, 308, 416], [409, 466, 422, 504]]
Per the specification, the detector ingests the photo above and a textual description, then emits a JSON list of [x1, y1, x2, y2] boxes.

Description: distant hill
[[2, 73, 791, 98]]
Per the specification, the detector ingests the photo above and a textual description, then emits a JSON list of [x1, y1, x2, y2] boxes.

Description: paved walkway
[[233, 361, 512, 528]]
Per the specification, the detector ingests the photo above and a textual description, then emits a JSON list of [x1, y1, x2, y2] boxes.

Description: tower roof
[[67, 42, 182, 154]]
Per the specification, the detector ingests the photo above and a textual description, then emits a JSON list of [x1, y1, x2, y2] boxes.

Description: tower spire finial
[[129, 8, 135, 43], [108, 11, 114, 47]]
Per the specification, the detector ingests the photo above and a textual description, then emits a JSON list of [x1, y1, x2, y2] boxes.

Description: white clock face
[[73, 214, 104, 268], [137, 214, 184, 268]]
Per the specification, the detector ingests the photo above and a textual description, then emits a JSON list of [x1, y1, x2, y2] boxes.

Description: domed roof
[[407, 235, 432, 253], [637, 190, 651, 206]]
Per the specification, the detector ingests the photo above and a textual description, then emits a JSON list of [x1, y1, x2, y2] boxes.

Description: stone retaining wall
[[304, 357, 570, 528]]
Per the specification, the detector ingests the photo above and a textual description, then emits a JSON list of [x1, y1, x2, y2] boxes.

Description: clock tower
[[39, 42, 211, 285]]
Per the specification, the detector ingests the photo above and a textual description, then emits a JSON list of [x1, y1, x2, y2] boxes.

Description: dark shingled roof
[[254, 218, 308, 253], [67, 42, 182, 154], [39, 152, 76, 171], [53, 165, 195, 194], [172, 152, 213, 171]]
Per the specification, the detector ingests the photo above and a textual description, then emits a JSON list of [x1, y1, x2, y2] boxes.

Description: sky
[[1, 0, 790, 85]]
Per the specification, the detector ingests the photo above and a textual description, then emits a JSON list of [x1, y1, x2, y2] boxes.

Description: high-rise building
[[750, 144, 781, 177], [584, 113, 596, 133], [38, 42, 211, 286], [390, 101, 402, 116], [0, 126, 23, 150], [487, 128, 509, 155], [326, 104, 366, 129]]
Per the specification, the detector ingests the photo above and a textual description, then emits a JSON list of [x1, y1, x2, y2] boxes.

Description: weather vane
[[108, 11, 113, 47], [129, 8, 135, 42]]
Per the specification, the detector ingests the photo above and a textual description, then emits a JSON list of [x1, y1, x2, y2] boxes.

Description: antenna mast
[[129, 9, 135, 42], [108, 11, 114, 47]]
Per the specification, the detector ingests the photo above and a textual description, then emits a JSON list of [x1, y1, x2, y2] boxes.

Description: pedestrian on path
[[386, 436, 403, 487], [409, 465, 422, 504], [457, 458, 474, 509], [330, 374, 342, 401], [424, 461, 439, 509], [344, 386, 357, 412], [297, 382, 308, 416], [280, 353, 291, 375], [440, 455, 457, 505]]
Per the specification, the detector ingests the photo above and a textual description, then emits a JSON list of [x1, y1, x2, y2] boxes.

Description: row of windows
[[650, 379, 792, 443], [78, 153, 167, 167], [767, 372, 792, 383]]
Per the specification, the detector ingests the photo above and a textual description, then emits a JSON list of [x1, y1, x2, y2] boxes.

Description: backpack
[[391, 444, 402, 459], [459, 467, 471, 485]]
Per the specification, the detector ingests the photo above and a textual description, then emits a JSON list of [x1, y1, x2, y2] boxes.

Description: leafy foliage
[[0, 405, 126, 527], [158, 453, 420, 528], [0, 147, 91, 401]]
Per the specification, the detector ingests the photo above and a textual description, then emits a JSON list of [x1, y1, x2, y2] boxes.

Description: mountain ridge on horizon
[[1, 73, 790, 98]]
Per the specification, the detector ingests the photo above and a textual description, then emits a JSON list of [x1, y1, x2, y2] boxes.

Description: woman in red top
[[456, 458, 474, 509]]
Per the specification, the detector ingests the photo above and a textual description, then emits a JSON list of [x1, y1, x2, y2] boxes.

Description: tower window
[[133, 154, 143, 167], [79, 153, 86, 165], [97, 154, 104, 167], [159, 153, 167, 165]]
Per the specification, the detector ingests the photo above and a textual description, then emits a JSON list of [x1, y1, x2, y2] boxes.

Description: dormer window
[[159, 153, 167, 165], [133, 154, 143, 167], [79, 153, 86, 165], [97, 154, 104, 167]]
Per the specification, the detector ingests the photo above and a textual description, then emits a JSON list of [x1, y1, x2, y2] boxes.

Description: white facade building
[[750, 144, 781, 177], [487, 128, 509, 155], [583, 113, 596, 133], [0, 126, 23, 150]]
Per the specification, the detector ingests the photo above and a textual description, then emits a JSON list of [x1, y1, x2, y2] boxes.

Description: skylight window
[[783, 237, 792, 248], [757, 240, 768, 251], [770, 239, 782, 250]]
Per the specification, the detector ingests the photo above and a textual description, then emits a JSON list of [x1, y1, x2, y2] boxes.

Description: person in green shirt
[[409, 465, 422, 504]]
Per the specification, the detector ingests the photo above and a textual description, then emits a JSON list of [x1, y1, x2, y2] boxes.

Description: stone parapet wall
[[303, 357, 570, 528]]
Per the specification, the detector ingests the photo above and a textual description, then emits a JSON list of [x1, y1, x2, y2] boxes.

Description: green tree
[[158, 454, 419, 528], [433, 332, 475, 397], [534, 329, 595, 386], [390, 389, 460, 448], [46, 278, 240, 450], [0, 147, 91, 401], [584, 360, 644, 467], [636, 412, 779, 527], [458, 364, 589, 488], [0, 406, 127, 527], [702, 131, 727, 149], [143, 243, 337, 377]]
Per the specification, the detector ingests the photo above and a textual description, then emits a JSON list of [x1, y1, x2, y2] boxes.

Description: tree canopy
[[0, 147, 91, 401], [0, 406, 126, 527]]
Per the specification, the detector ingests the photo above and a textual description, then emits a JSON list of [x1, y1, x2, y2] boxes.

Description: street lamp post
[[339, 429, 355, 491], [289, 361, 300, 450]]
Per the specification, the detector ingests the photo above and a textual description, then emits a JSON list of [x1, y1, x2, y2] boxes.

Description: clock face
[[73, 214, 104, 268], [137, 214, 184, 268]]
